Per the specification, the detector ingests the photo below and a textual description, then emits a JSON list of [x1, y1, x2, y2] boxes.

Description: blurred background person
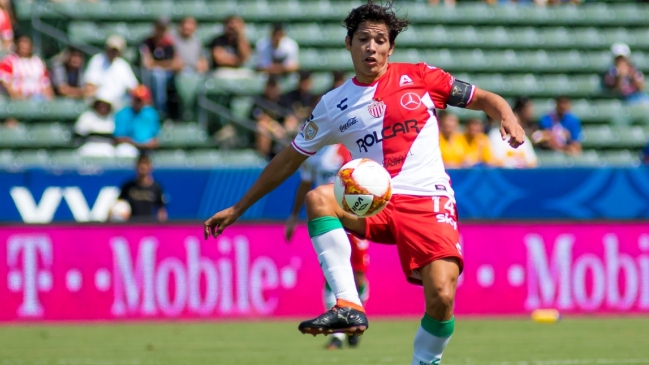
[[462, 118, 498, 167], [256, 23, 299, 75], [438, 111, 466, 169], [0, 34, 53, 100], [249, 76, 288, 158], [279, 70, 317, 140], [84, 35, 138, 109], [113, 85, 160, 158], [534, 96, 583, 155], [487, 115, 538, 168], [50, 46, 85, 98], [171, 16, 208, 75], [0, 1, 13, 53], [118, 153, 168, 222], [512, 96, 537, 136], [74, 96, 115, 157], [209, 15, 251, 74], [140, 17, 183, 119], [603, 43, 649, 105]]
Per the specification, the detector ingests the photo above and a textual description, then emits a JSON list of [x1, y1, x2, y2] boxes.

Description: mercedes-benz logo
[[400, 92, 422, 110]]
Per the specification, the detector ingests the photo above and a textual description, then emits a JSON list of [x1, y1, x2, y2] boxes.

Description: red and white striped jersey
[[0, 54, 51, 98], [299, 144, 352, 187], [292, 63, 476, 196]]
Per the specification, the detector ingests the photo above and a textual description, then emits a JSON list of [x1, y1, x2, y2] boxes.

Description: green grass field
[[0, 317, 647, 365]]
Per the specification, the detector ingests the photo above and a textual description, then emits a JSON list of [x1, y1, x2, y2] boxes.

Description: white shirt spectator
[[256, 36, 299, 70], [488, 128, 537, 168], [84, 53, 137, 107]]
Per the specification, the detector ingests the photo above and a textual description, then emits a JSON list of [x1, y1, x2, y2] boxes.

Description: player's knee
[[305, 185, 336, 218], [426, 283, 455, 314]]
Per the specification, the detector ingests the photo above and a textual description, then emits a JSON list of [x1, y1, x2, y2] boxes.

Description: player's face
[[346, 21, 394, 83]]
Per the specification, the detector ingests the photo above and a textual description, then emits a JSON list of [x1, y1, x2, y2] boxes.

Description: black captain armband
[[447, 79, 474, 108]]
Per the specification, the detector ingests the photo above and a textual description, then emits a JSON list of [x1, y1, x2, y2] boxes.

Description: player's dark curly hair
[[343, 0, 410, 46]]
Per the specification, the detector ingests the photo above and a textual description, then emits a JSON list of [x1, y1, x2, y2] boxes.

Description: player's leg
[[322, 281, 346, 349], [349, 235, 370, 347], [411, 258, 460, 365], [299, 184, 369, 335]]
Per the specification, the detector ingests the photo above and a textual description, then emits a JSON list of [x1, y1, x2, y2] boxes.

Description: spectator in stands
[[279, 70, 317, 138], [256, 23, 299, 75], [438, 111, 467, 169], [428, 0, 455, 5], [51, 46, 85, 98], [487, 114, 537, 168], [0, 1, 13, 53], [604, 43, 649, 105], [171, 17, 208, 74], [140, 17, 183, 118], [535, 96, 583, 155], [0, 35, 53, 100], [118, 153, 168, 222], [84, 35, 138, 109], [462, 118, 498, 167], [330, 70, 347, 91], [249, 76, 288, 158], [512, 96, 537, 136], [209, 15, 251, 71], [74, 96, 115, 157], [113, 85, 160, 158]]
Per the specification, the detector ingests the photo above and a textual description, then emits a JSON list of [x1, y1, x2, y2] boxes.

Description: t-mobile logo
[[6, 235, 53, 317]]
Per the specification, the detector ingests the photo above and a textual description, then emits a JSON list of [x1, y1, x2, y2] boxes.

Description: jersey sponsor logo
[[304, 121, 319, 141], [399, 74, 413, 86], [400, 92, 422, 110], [381, 150, 413, 168], [339, 116, 359, 132], [336, 98, 348, 111], [367, 99, 386, 118], [436, 213, 457, 230], [355, 119, 419, 152]]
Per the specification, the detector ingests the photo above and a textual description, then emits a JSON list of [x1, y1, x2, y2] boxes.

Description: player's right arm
[[204, 98, 334, 239]]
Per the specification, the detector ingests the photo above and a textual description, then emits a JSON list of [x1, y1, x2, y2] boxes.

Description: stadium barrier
[[2, 166, 649, 222], [1, 223, 648, 322]]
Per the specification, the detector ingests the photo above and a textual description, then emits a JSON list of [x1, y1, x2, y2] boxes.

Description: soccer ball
[[333, 158, 392, 218], [108, 199, 131, 222]]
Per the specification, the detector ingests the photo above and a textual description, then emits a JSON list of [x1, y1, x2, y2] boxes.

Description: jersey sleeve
[[291, 98, 333, 156], [419, 63, 476, 109]]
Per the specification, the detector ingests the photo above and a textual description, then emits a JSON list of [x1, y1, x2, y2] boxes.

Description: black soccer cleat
[[298, 306, 369, 336], [347, 333, 361, 348]]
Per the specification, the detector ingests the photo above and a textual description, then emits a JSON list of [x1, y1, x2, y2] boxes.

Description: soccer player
[[204, 1, 525, 364], [284, 144, 370, 350]]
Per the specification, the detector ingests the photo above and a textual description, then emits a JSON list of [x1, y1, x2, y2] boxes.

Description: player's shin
[[308, 216, 363, 309], [411, 314, 454, 365]]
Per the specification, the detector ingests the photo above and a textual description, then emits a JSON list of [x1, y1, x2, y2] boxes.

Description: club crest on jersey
[[304, 121, 319, 141], [368, 99, 386, 118], [400, 92, 422, 110]]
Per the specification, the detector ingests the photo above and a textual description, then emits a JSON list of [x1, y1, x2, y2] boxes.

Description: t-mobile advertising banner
[[1, 223, 648, 322]]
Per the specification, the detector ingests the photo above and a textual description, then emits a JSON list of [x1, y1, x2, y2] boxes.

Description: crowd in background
[[0, 1, 648, 166]]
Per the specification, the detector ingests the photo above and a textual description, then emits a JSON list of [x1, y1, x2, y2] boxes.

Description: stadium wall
[[1, 223, 648, 322], [2, 167, 649, 222]]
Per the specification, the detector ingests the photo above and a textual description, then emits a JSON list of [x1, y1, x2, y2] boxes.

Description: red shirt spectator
[[0, 3, 13, 52], [0, 35, 53, 100]]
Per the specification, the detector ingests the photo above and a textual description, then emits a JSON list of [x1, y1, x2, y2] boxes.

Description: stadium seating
[[9, 1, 649, 168]]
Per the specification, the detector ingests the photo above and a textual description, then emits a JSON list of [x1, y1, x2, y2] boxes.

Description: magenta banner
[[1, 223, 649, 322]]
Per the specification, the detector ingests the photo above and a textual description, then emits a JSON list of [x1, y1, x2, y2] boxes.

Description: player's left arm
[[467, 88, 525, 148]]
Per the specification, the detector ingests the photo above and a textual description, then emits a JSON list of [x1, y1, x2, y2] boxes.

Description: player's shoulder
[[389, 62, 440, 74], [318, 79, 355, 107]]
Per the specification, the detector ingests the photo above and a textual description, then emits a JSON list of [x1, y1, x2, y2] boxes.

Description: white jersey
[[292, 62, 476, 196], [300, 144, 351, 187]]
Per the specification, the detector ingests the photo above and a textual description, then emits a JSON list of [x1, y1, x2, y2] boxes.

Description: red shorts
[[363, 195, 463, 285], [348, 234, 369, 273]]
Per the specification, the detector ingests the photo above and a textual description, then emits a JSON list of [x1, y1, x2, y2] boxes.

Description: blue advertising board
[[1, 167, 649, 222]]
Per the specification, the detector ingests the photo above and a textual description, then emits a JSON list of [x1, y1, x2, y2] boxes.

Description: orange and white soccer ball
[[333, 158, 392, 218]]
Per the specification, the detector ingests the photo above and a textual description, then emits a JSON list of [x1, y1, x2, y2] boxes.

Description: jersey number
[[432, 196, 456, 216]]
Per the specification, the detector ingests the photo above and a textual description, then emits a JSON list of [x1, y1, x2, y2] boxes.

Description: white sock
[[323, 282, 336, 309], [309, 217, 362, 307], [411, 315, 454, 365]]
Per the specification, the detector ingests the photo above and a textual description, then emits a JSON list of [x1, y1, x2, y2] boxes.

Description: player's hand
[[500, 115, 526, 149], [285, 214, 297, 243], [204, 207, 239, 239]]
